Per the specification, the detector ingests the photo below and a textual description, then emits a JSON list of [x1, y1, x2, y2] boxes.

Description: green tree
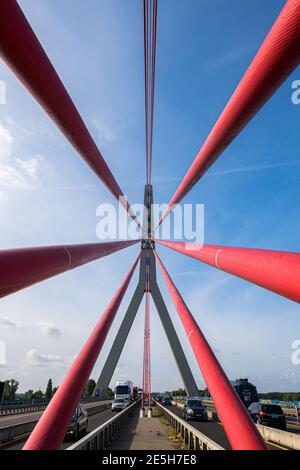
[[3, 379, 19, 400], [172, 388, 187, 397], [32, 390, 44, 400], [23, 389, 34, 400], [83, 379, 96, 398], [106, 387, 114, 399], [45, 379, 53, 399]]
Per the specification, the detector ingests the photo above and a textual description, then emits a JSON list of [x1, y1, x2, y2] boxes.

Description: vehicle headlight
[[187, 408, 194, 415]]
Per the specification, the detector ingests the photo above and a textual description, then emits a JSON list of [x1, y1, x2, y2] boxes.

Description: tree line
[[0, 378, 100, 401]]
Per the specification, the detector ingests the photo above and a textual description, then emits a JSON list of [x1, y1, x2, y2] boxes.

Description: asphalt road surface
[[1, 402, 113, 450], [168, 404, 298, 451]]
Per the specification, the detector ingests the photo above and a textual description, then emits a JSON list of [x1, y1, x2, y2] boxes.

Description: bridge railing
[[0, 397, 107, 416], [155, 402, 224, 450], [66, 400, 140, 451]]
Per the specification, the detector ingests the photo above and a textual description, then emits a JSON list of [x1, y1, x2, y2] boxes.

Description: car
[[156, 395, 163, 403], [248, 403, 286, 430], [111, 398, 127, 412], [182, 399, 208, 421], [162, 396, 172, 406], [65, 404, 88, 440]]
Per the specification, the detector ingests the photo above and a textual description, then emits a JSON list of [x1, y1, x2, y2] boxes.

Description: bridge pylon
[[93, 185, 198, 398]]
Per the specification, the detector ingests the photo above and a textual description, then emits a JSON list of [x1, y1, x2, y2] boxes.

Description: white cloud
[[0, 315, 23, 330], [22, 349, 65, 368], [91, 118, 117, 143], [37, 321, 62, 339], [209, 160, 300, 177], [206, 46, 254, 70], [0, 122, 44, 204]]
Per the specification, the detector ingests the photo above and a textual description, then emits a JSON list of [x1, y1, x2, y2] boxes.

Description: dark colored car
[[156, 395, 163, 403], [162, 396, 172, 406], [248, 403, 286, 430], [65, 404, 89, 440], [183, 399, 208, 421]]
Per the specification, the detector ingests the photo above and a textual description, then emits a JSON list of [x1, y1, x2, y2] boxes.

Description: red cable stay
[[142, 248, 151, 409], [0, 0, 140, 227], [23, 253, 140, 450], [155, 0, 300, 230], [142, 292, 151, 409], [149, 0, 158, 183], [155, 240, 300, 304], [0, 240, 138, 299], [143, 0, 158, 184], [154, 249, 266, 450], [0, 0, 298, 453]]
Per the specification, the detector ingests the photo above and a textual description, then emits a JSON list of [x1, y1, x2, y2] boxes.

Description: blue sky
[[0, 0, 299, 394]]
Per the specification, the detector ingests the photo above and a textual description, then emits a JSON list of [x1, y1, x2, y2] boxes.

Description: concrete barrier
[[257, 424, 300, 450], [0, 420, 38, 444], [0, 401, 112, 444]]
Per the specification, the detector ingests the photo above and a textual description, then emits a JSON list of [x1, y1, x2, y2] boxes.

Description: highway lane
[[168, 404, 231, 449], [168, 405, 291, 451], [1, 402, 113, 450], [0, 401, 110, 428]]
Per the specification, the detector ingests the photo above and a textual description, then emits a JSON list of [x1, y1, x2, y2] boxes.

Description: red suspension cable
[[23, 253, 140, 450], [142, 249, 151, 408], [143, 0, 157, 185], [156, 240, 300, 304], [155, 0, 300, 229], [154, 249, 266, 450], [143, 0, 150, 185], [0, 240, 138, 298], [0, 0, 140, 228], [142, 292, 151, 408], [149, 0, 158, 183]]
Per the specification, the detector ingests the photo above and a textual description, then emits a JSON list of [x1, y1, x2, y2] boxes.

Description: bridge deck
[[107, 407, 178, 450]]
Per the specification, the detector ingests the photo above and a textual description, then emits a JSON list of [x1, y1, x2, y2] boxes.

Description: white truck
[[114, 380, 133, 404]]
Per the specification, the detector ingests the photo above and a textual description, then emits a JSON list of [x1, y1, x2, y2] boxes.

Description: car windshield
[[116, 386, 129, 394], [115, 399, 125, 403], [187, 400, 203, 408], [261, 405, 282, 413]]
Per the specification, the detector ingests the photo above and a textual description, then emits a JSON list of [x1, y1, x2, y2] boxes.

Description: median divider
[[257, 424, 300, 450]]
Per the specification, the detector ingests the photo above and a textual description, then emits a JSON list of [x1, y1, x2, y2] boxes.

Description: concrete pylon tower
[[93, 185, 198, 398]]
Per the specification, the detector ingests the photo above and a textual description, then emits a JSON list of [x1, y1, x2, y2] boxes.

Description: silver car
[[111, 398, 127, 412]]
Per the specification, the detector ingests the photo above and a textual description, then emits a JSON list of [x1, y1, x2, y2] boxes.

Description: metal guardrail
[[66, 400, 140, 451], [0, 397, 106, 416], [156, 402, 224, 450]]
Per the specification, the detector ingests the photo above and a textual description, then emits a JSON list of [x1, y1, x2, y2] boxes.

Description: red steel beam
[[154, 249, 266, 450], [23, 254, 140, 450], [0, 240, 138, 298], [0, 0, 140, 227], [156, 240, 300, 303], [155, 0, 300, 228]]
